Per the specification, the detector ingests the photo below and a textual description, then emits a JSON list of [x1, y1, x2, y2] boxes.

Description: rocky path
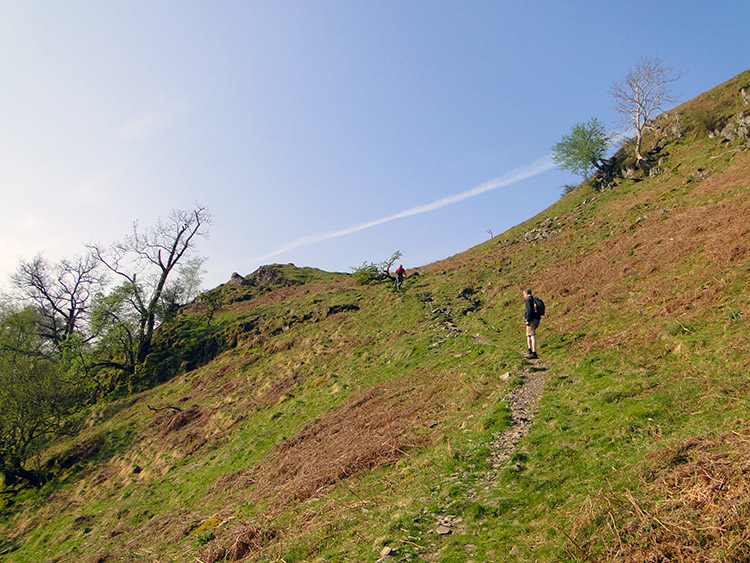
[[489, 361, 546, 470], [387, 360, 548, 561], [423, 360, 547, 552]]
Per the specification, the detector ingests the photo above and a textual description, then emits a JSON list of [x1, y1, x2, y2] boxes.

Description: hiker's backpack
[[533, 296, 546, 317]]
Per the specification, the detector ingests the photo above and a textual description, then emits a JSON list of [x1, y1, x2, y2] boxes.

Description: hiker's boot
[[526, 351, 538, 360]]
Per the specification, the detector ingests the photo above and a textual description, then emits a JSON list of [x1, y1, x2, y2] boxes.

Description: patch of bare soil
[[570, 427, 750, 562]]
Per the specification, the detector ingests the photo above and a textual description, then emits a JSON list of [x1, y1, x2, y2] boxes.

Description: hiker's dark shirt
[[525, 296, 540, 323]]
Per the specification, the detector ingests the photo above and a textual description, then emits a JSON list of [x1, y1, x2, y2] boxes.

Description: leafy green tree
[[198, 290, 224, 327], [551, 118, 610, 179], [156, 256, 207, 324], [89, 282, 141, 388], [0, 308, 81, 486], [351, 261, 382, 285]]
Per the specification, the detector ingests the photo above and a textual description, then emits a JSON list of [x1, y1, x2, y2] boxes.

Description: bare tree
[[10, 254, 105, 347], [381, 250, 403, 278], [611, 57, 682, 165], [87, 204, 211, 366]]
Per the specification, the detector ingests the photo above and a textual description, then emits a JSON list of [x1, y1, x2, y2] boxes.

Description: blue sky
[[1, 2, 747, 290]]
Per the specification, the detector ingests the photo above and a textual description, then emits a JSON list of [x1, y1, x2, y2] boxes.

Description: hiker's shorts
[[526, 320, 540, 337]]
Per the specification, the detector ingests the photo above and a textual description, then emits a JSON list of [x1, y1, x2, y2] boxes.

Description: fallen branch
[[709, 148, 743, 159]]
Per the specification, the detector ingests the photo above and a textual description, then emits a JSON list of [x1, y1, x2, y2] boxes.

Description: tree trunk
[[136, 273, 167, 364], [2, 459, 44, 488], [635, 130, 645, 165]]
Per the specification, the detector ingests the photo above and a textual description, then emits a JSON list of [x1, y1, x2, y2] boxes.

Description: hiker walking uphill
[[395, 264, 406, 290], [523, 289, 544, 359]]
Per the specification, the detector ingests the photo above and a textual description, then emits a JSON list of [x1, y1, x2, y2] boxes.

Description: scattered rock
[[524, 217, 561, 243], [326, 303, 360, 316], [457, 287, 475, 299], [719, 111, 750, 141], [372, 536, 387, 550], [489, 367, 545, 469], [443, 322, 461, 333], [652, 111, 683, 140], [691, 169, 712, 182], [251, 265, 289, 287], [435, 515, 462, 535], [649, 167, 666, 177]]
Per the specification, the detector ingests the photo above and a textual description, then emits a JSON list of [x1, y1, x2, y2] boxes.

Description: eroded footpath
[[489, 361, 546, 470]]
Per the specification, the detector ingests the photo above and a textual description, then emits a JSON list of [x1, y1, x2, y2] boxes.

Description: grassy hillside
[[1, 71, 749, 562]]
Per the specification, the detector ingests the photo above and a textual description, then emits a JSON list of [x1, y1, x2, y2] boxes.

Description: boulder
[[719, 111, 750, 141], [326, 303, 360, 316], [228, 272, 246, 287]]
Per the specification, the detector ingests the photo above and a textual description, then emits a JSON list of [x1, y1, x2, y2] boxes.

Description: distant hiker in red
[[395, 265, 406, 290], [523, 289, 545, 359]]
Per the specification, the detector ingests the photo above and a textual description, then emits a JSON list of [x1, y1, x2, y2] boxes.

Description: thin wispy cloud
[[253, 155, 555, 262], [115, 99, 191, 142]]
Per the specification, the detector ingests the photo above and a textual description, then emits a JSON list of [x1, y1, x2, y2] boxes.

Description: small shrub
[[561, 184, 579, 196], [196, 531, 215, 546], [689, 107, 725, 135], [351, 250, 403, 285], [351, 262, 382, 285]]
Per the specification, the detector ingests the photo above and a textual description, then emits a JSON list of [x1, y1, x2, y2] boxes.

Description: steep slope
[[1, 71, 748, 562]]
